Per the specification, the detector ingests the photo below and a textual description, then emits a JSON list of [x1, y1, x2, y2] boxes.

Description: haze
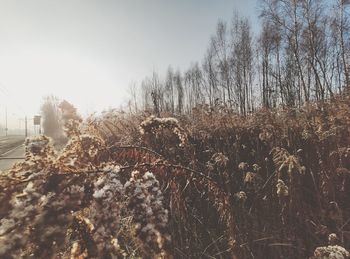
[[0, 0, 258, 129]]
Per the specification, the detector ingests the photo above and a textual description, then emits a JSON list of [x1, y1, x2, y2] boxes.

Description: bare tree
[[202, 44, 219, 106], [211, 20, 233, 104], [128, 81, 139, 112], [174, 70, 184, 114], [133, 0, 349, 116], [232, 16, 254, 114], [41, 95, 64, 140], [334, 0, 350, 91], [164, 67, 175, 113]]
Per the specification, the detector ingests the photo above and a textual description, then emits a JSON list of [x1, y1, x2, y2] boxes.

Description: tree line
[[131, 0, 350, 115]]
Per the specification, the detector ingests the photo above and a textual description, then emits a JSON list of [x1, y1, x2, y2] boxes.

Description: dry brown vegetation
[[0, 97, 350, 258]]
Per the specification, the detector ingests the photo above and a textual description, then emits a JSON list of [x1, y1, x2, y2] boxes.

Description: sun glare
[[0, 47, 121, 118]]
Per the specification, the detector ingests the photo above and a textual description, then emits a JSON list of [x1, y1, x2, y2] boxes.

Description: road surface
[[0, 135, 25, 171]]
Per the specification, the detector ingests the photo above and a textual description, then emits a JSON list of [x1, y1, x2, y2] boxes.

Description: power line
[[0, 82, 30, 137]]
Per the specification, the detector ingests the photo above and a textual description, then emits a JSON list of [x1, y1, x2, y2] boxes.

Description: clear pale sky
[[0, 0, 259, 128]]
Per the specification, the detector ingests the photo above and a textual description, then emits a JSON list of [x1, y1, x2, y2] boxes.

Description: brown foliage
[[1, 97, 350, 258]]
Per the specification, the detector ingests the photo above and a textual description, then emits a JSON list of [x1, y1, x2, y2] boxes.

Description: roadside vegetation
[[1, 0, 350, 258], [0, 96, 349, 258]]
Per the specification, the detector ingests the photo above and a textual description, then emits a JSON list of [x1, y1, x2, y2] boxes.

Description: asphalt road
[[0, 135, 25, 171]]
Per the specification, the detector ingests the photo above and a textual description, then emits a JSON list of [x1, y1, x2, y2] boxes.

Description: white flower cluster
[[238, 162, 249, 171], [313, 245, 349, 259], [140, 116, 180, 135], [125, 171, 171, 257], [92, 174, 123, 200], [0, 179, 43, 257], [101, 163, 121, 174], [1, 166, 127, 258], [234, 191, 247, 203], [89, 172, 125, 256], [140, 116, 188, 146], [313, 233, 349, 259], [10, 135, 56, 174]]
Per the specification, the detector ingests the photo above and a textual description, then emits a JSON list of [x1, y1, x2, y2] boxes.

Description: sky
[[0, 0, 259, 129]]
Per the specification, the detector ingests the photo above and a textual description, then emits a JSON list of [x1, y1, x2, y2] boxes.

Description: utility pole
[[5, 107, 7, 136], [25, 116, 28, 137]]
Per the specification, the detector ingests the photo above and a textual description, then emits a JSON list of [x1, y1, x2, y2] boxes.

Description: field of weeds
[[0, 98, 349, 258]]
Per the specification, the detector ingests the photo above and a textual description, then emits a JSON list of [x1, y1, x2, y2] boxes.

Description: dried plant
[[1, 97, 350, 258]]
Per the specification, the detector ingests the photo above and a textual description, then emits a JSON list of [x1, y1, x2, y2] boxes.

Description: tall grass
[[0, 97, 349, 258]]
